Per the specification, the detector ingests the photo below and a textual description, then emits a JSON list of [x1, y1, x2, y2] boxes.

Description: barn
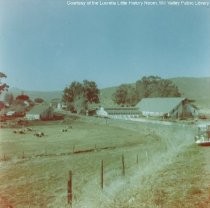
[[25, 103, 53, 120], [136, 97, 198, 118]]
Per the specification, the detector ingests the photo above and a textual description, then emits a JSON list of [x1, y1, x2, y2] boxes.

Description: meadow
[[0, 116, 209, 208]]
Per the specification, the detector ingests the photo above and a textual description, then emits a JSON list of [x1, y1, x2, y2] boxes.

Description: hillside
[[0, 117, 205, 208], [99, 86, 118, 107], [7, 77, 210, 108], [171, 77, 210, 108], [8, 87, 62, 102], [100, 77, 210, 109], [170, 77, 210, 100]]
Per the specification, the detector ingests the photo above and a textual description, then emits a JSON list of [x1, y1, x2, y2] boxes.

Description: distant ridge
[[170, 77, 210, 99], [100, 77, 210, 107], [7, 77, 210, 108], [8, 87, 62, 101]]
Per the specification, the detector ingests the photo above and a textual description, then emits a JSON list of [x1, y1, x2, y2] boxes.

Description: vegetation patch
[[114, 145, 208, 208], [0, 117, 207, 208]]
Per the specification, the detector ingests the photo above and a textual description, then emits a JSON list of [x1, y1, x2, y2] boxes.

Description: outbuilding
[[136, 97, 198, 118], [25, 103, 53, 120], [96, 106, 142, 119]]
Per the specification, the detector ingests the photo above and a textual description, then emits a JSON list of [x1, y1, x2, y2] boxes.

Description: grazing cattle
[[27, 127, 33, 131], [13, 129, 26, 134], [34, 132, 45, 137], [13, 130, 17, 134], [62, 126, 72, 132], [19, 129, 26, 134]]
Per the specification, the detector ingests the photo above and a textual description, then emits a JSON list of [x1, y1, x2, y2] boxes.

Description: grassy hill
[[8, 87, 62, 102], [100, 77, 210, 108], [171, 77, 210, 99], [99, 86, 118, 107], [8, 77, 210, 108], [0, 117, 205, 208], [170, 77, 210, 108]]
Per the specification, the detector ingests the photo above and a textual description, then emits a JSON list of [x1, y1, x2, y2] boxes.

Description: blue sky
[[0, 0, 210, 91]]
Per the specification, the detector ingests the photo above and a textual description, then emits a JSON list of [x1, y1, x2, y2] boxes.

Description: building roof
[[9, 104, 26, 112], [87, 103, 100, 110], [104, 107, 141, 115], [27, 103, 50, 115], [51, 98, 62, 103], [136, 97, 186, 114]]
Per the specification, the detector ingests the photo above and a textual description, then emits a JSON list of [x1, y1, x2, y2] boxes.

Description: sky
[[0, 0, 210, 91]]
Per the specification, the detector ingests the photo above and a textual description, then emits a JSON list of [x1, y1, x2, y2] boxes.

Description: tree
[[62, 80, 100, 114], [15, 93, 34, 109], [136, 76, 181, 99], [16, 94, 29, 101], [0, 72, 9, 94], [83, 80, 100, 103], [34, 98, 44, 103], [113, 76, 181, 106], [4, 93, 14, 105], [112, 84, 138, 106]]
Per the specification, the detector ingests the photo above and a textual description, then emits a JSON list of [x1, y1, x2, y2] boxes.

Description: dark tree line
[[62, 76, 181, 112], [113, 76, 181, 106], [136, 75, 181, 98], [112, 84, 138, 106]]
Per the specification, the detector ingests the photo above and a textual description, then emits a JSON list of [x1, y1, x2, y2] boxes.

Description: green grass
[[128, 145, 208, 208], [0, 116, 208, 207]]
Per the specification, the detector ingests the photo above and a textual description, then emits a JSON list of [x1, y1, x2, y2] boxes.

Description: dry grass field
[[0, 116, 209, 208]]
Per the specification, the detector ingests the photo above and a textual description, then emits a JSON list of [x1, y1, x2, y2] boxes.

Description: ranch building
[[136, 97, 198, 118], [96, 106, 142, 119], [25, 103, 54, 120]]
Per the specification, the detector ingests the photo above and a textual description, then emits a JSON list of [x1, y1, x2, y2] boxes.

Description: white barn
[[25, 103, 52, 120], [136, 97, 198, 118]]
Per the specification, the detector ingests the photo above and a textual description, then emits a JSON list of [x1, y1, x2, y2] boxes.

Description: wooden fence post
[[122, 154, 125, 176], [101, 160, 104, 189], [67, 170, 73, 206], [136, 154, 139, 164], [73, 145, 75, 153], [105, 117, 108, 125]]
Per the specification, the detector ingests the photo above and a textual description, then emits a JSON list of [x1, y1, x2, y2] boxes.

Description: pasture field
[[0, 116, 209, 207]]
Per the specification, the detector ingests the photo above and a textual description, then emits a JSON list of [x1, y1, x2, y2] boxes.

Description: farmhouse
[[96, 106, 142, 119], [136, 97, 198, 118], [0, 104, 26, 118], [25, 103, 53, 120], [50, 98, 66, 111]]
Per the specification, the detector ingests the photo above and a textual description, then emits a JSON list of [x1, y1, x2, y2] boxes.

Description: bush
[[199, 114, 207, 119], [34, 98, 44, 103]]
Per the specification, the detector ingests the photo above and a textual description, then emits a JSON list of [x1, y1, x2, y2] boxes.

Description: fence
[[1, 146, 150, 208], [66, 151, 147, 207]]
